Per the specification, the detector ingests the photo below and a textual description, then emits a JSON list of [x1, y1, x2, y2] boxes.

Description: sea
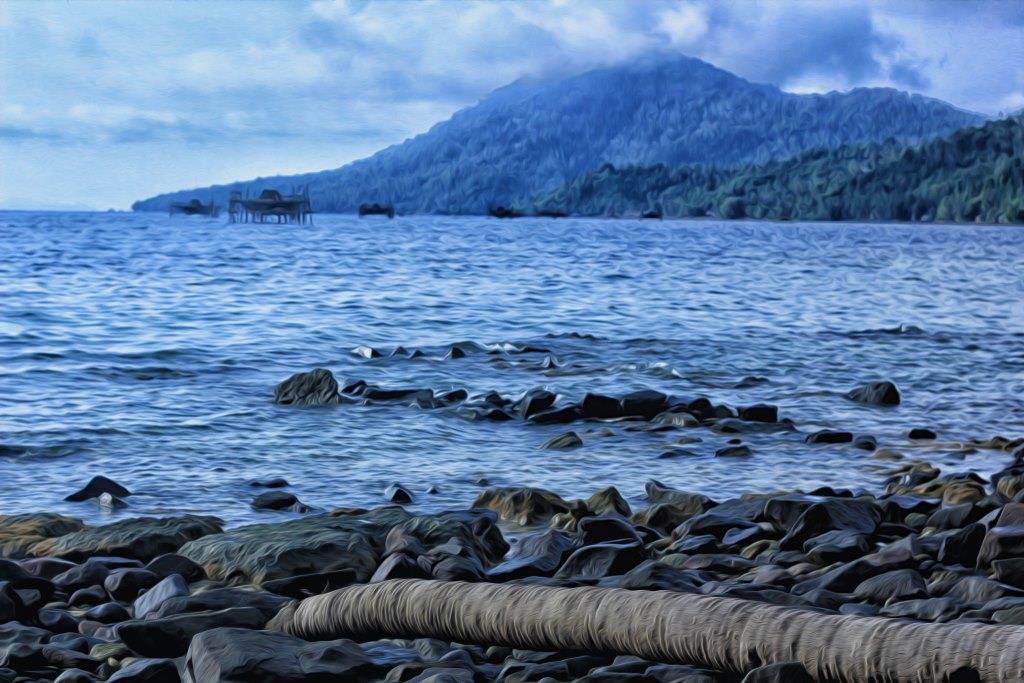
[[1, 211, 1022, 526]]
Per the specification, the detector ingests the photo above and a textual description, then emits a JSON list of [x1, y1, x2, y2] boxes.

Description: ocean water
[[1, 211, 1022, 526]]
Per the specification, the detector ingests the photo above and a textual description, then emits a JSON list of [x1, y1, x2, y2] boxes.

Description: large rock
[[635, 480, 715, 530], [152, 588, 289, 620], [853, 569, 928, 603], [31, 516, 223, 563], [64, 476, 132, 502], [845, 381, 901, 406], [106, 658, 180, 683], [554, 541, 647, 580], [119, 607, 266, 657], [619, 390, 669, 419], [134, 574, 190, 618], [274, 368, 341, 406], [472, 487, 572, 526], [0, 513, 85, 559], [183, 627, 398, 682], [487, 530, 575, 581]]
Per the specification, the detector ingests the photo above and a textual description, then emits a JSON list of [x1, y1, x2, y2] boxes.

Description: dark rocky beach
[[2, 367, 1023, 682]]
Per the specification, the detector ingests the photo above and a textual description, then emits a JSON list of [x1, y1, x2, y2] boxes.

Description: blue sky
[[1, 0, 1022, 210]]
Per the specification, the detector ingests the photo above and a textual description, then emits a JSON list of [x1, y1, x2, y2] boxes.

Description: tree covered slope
[[132, 55, 983, 215], [534, 115, 1024, 224]]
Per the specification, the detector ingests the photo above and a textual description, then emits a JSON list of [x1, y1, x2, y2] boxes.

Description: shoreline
[[2, 431, 1022, 681]]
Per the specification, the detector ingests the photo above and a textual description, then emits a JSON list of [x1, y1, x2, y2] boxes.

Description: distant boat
[[229, 187, 312, 224], [489, 205, 521, 219], [170, 198, 218, 217], [358, 203, 395, 218], [641, 209, 662, 219]]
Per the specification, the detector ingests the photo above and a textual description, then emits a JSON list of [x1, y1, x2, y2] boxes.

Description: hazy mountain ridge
[[534, 115, 1024, 223], [132, 55, 984, 215]]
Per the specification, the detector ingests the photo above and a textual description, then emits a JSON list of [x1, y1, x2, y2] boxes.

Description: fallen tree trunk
[[268, 579, 1024, 682]]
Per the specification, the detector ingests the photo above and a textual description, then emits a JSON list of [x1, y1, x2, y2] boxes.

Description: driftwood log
[[268, 579, 1024, 682]]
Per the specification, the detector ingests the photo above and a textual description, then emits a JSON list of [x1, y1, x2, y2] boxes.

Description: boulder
[[83, 601, 130, 624], [0, 513, 85, 559], [262, 569, 358, 598], [541, 431, 583, 450], [106, 658, 180, 683], [385, 483, 414, 504], [133, 574, 189, 619], [472, 487, 572, 526], [64, 476, 131, 503], [554, 541, 647, 580], [846, 381, 901, 406], [619, 390, 669, 420], [104, 568, 160, 601], [487, 530, 575, 581], [737, 405, 779, 423], [151, 588, 288, 620], [515, 389, 557, 419], [119, 607, 266, 657], [853, 569, 928, 603], [274, 368, 341, 406], [527, 405, 582, 425], [183, 627, 396, 682], [145, 554, 206, 583], [580, 393, 623, 419], [31, 516, 223, 563], [805, 430, 853, 444], [908, 428, 937, 440], [585, 487, 631, 517]]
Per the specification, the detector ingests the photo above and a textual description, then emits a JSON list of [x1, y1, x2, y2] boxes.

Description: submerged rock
[[64, 476, 131, 503], [274, 368, 340, 406], [542, 431, 583, 450], [385, 483, 414, 504], [846, 381, 901, 406]]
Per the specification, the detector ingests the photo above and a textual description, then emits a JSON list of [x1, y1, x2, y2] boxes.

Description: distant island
[[131, 54, 1022, 224]]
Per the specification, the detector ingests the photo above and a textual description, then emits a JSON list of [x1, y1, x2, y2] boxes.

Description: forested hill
[[533, 115, 1024, 224], [132, 55, 983, 215]]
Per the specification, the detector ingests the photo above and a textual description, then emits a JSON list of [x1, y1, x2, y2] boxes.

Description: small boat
[[641, 209, 662, 220], [358, 203, 395, 218], [489, 205, 521, 219], [170, 198, 218, 217]]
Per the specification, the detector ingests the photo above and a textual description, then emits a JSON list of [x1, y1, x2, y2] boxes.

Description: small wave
[[840, 324, 927, 338], [86, 365, 197, 381]]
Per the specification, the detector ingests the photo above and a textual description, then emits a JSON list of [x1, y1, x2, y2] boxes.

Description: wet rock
[[371, 553, 429, 582], [737, 404, 778, 423], [555, 541, 646, 580], [38, 608, 80, 634], [741, 662, 813, 682], [183, 627, 394, 682], [805, 430, 854, 444], [65, 476, 131, 503], [70, 584, 109, 607], [991, 558, 1024, 588], [715, 444, 751, 457], [937, 523, 986, 566], [879, 596, 964, 622], [846, 381, 901, 406], [978, 525, 1024, 567], [83, 601, 130, 624], [385, 483, 414, 504], [144, 554, 206, 583], [19, 556, 77, 579], [352, 345, 382, 359], [32, 515, 223, 563], [585, 487, 631, 517], [133, 574, 189, 618], [527, 405, 582, 425], [106, 658, 180, 683], [803, 530, 871, 565], [776, 498, 882, 550], [54, 560, 112, 591], [472, 487, 571, 526], [0, 622, 50, 649], [0, 643, 101, 674], [274, 368, 340, 406], [487, 530, 575, 581], [54, 670, 100, 683], [515, 389, 557, 419], [577, 516, 641, 546], [580, 393, 623, 419], [0, 513, 85, 559], [853, 435, 877, 451], [248, 477, 289, 488], [909, 428, 937, 440], [542, 431, 583, 450], [620, 390, 669, 420], [853, 569, 928, 603], [251, 491, 305, 511], [152, 588, 288, 621], [119, 607, 266, 658]]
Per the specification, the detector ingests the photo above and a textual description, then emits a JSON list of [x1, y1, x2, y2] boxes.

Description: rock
[[527, 405, 582, 425], [352, 345, 382, 359], [133, 574, 189, 619], [145, 554, 206, 583], [846, 381, 901, 406], [54, 560, 112, 591], [31, 515, 223, 562], [776, 498, 882, 549], [715, 444, 751, 457], [106, 658, 180, 683], [251, 491, 302, 511], [0, 513, 85, 559], [578, 516, 641, 546], [555, 541, 646, 580], [183, 627, 394, 682], [472, 487, 572, 526], [65, 476, 131, 502], [978, 525, 1024, 567], [152, 588, 288, 620], [805, 430, 854, 444], [487, 530, 575, 581], [371, 553, 429, 582], [909, 428, 937, 440], [262, 569, 358, 598], [104, 568, 160, 601], [643, 480, 715, 515], [385, 483, 414, 504], [69, 584, 108, 607], [54, 669, 100, 683], [853, 435, 877, 451], [274, 368, 341, 406], [542, 431, 583, 450], [38, 608, 80, 634], [249, 477, 289, 488], [19, 556, 77, 579], [741, 662, 813, 682], [803, 530, 871, 565], [0, 622, 50, 649], [937, 523, 986, 566], [991, 558, 1024, 588], [879, 596, 964, 622], [853, 569, 928, 603], [580, 393, 623, 419], [926, 503, 988, 530], [83, 601, 131, 624], [0, 643, 101, 674], [619, 390, 669, 420], [737, 404, 778, 423], [119, 607, 266, 657], [585, 487, 631, 517], [516, 389, 557, 419]]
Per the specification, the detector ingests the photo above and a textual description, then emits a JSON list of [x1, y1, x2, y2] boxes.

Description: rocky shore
[[2, 369, 1023, 681]]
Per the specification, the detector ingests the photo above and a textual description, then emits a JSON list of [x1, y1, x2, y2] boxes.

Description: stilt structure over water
[[170, 199, 219, 217], [229, 187, 313, 224]]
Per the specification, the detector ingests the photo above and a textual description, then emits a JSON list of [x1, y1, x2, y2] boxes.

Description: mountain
[[533, 115, 1024, 224], [132, 55, 984, 215]]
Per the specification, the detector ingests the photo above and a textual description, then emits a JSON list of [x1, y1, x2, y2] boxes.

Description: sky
[[1, 0, 1022, 210]]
